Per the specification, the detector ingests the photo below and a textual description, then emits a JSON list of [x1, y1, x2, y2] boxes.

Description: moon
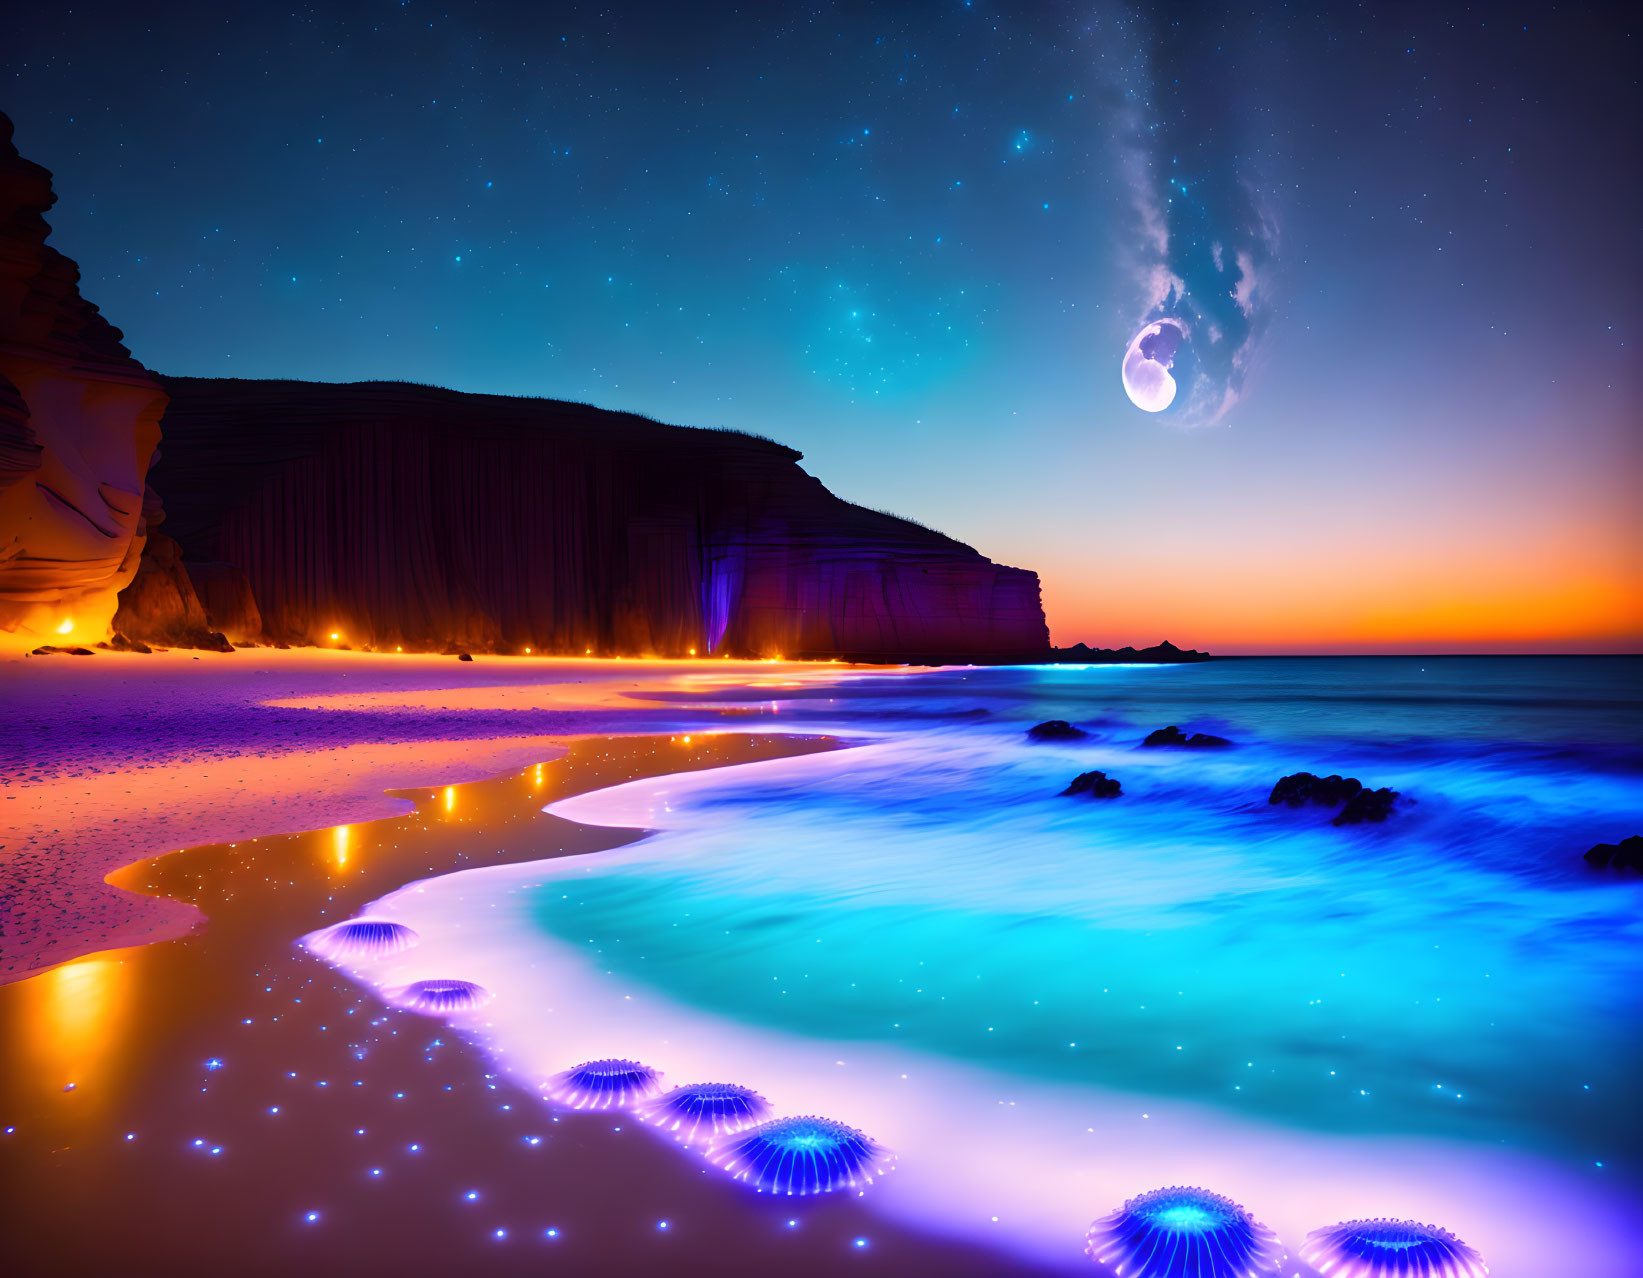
[[1121, 318, 1186, 412]]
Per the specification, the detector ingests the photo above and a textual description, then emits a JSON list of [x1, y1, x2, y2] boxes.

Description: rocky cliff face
[[153, 377, 1049, 658], [0, 112, 169, 649]]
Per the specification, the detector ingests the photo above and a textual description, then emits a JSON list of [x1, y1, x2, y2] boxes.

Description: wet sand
[[0, 649, 890, 978], [0, 732, 1060, 1276]]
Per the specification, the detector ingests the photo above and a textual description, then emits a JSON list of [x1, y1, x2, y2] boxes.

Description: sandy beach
[[1, 649, 1053, 1275], [0, 650, 882, 980]]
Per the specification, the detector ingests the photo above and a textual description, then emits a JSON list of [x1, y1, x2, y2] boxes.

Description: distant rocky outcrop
[[1028, 720, 1088, 741], [1584, 836, 1642, 872], [1142, 726, 1231, 748], [1269, 772, 1363, 808], [1062, 770, 1121, 798], [1052, 639, 1211, 664], [0, 111, 169, 649], [147, 376, 1050, 658]]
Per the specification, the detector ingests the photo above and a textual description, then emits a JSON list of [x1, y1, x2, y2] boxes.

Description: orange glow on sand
[[19, 954, 134, 1114]]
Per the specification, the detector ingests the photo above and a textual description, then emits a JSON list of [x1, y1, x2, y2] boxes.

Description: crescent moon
[[1121, 319, 1185, 412]]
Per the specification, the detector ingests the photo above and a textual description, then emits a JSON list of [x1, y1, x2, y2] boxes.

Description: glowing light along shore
[[636, 1082, 773, 1144], [1300, 1218, 1489, 1277], [1084, 1186, 1285, 1278], [544, 1058, 663, 1110], [707, 1116, 893, 1196]]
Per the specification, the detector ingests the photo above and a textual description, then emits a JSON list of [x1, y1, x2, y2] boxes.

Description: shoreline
[[0, 649, 885, 981], [352, 734, 1639, 1278], [5, 652, 1638, 1275], [0, 731, 1054, 1276]]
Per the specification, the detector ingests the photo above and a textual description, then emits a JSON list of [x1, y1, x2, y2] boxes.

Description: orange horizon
[[1040, 557, 1643, 658]]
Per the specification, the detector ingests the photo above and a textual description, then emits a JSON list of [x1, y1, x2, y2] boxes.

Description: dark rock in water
[[1584, 836, 1643, 871], [457, 651, 474, 662], [1028, 720, 1087, 741], [1142, 725, 1231, 748], [1269, 772, 1363, 808], [1332, 787, 1400, 825], [199, 630, 234, 653], [29, 644, 93, 656], [1062, 770, 1121, 799], [1053, 639, 1212, 664]]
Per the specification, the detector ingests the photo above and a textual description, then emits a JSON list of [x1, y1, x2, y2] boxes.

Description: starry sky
[[4, 2, 1638, 652]]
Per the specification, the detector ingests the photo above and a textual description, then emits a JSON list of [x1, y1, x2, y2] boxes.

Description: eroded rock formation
[[149, 377, 1050, 658], [0, 112, 169, 649]]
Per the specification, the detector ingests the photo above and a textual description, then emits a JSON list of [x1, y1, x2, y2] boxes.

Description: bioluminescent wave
[[1300, 1218, 1489, 1277], [305, 918, 420, 961], [1084, 1186, 1285, 1278], [391, 978, 490, 1013], [637, 1082, 772, 1143], [320, 659, 1643, 1277], [545, 1058, 662, 1110], [707, 1115, 891, 1195]]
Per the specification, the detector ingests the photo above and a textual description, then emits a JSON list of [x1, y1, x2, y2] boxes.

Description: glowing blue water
[[530, 658, 1643, 1175]]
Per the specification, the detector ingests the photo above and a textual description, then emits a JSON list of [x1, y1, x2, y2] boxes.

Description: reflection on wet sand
[[16, 952, 135, 1125], [0, 734, 1056, 1277]]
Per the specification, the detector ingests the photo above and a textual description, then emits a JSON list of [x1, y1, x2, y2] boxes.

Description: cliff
[[0, 112, 168, 648], [150, 376, 1049, 658]]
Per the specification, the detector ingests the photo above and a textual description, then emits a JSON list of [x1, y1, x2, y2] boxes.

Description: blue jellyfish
[[545, 1058, 662, 1110], [637, 1083, 772, 1144], [1085, 1186, 1284, 1277], [1300, 1218, 1488, 1277], [307, 918, 420, 961], [393, 978, 491, 1013], [707, 1116, 892, 1195]]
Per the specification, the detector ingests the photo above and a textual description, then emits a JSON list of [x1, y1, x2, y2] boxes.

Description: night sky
[[5, 2, 1638, 651]]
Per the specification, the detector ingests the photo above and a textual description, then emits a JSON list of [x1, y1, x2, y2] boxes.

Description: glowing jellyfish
[[545, 1058, 662, 1110], [392, 979, 491, 1014], [707, 1115, 893, 1196], [1085, 1186, 1284, 1277], [1300, 1218, 1488, 1277], [305, 918, 420, 961], [637, 1083, 772, 1144]]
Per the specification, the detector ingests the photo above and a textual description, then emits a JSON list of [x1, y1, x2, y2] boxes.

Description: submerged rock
[[457, 651, 474, 662], [1332, 787, 1400, 825], [1584, 836, 1643, 871], [28, 644, 93, 656], [1269, 772, 1363, 808], [1142, 725, 1231, 748], [1062, 770, 1122, 799], [1028, 719, 1087, 741]]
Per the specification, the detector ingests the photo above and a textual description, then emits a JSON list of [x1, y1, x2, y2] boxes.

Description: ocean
[[325, 657, 1643, 1275]]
